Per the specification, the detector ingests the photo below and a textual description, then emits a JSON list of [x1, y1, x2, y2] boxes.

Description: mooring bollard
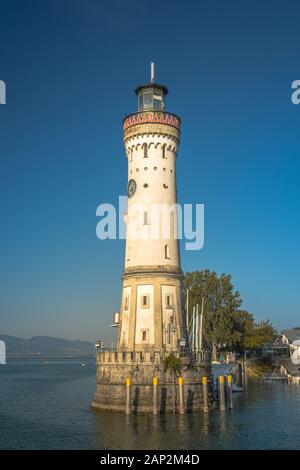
[[241, 361, 245, 388], [153, 376, 158, 416], [125, 377, 131, 415], [227, 374, 233, 409], [202, 376, 209, 413], [178, 377, 185, 414], [219, 375, 225, 411]]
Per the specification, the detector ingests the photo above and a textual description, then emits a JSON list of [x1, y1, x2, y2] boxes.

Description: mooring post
[[241, 361, 245, 388], [178, 377, 185, 414], [219, 375, 225, 411], [153, 376, 158, 415], [125, 377, 131, 415], [227, 374, 233, 409], [202, 375, 209, 413]]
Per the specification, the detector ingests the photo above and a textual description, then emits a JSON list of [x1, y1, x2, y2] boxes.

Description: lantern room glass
[[138, 86, 165, 111]]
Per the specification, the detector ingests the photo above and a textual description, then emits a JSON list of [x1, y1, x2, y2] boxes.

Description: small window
[[163, 167, 166, 171], [144, 167, 148, 171], [143, 143, 148, 158], [142, 331, 147, 341], [154, 166, 158, 171], [124, 296, 129, 310], [163, 184, 168, 189], [165, 244, 170, 259], [143, 183, 149, 188], [141, 294, 150, 308], [136, 168, 139, 172], [143, 212, 148, 225], [166, 294, 173, 308], [162, 144, 166, 159]]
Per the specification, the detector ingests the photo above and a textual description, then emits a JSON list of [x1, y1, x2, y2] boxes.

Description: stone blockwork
[[92, 351, 213, 413]]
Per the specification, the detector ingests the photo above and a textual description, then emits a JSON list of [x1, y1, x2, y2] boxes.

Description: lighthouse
[[92, 66, 210, 414], [118, 63, 185, 353]]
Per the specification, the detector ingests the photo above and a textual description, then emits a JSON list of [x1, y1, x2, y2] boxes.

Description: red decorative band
[[123, 111, 181, 131]]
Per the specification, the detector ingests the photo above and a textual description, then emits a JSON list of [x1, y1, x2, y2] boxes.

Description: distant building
[[280, 328, 300, 347], [262, 341, 289, 361], [262, 328, 300, 362], [276, 328, 300, 385], [280, 360, 300, 385]]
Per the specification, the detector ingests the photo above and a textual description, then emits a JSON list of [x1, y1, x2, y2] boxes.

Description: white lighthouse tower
[[118, 64, 186, 353], [92, 66, 210, 414]]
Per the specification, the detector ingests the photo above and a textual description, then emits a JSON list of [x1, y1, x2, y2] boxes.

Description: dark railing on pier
[[94, 341, 210, 366]]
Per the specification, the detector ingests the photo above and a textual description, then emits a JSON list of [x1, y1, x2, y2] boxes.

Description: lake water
[[0, 358, 300, 450]]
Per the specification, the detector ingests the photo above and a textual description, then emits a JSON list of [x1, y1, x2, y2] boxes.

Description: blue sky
[[0, 0, 299, 341]]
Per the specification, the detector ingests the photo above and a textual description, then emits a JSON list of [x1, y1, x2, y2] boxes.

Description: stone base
[[92, 357, 212, 414]]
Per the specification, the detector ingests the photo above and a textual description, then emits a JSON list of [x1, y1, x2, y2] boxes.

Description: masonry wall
[[92, 351, 212, 413]]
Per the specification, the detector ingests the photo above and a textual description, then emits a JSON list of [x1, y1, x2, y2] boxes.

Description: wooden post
[[240, 361, 244, 388], [186, 288, 189, 332], [219, 375, 225, 411], [153, 376, 158, 415], [125, 377, 131, 415], [227, 374, 233, 409], [192, 306, 196, 352], [202, 375, 209, 413], [178, 377, 185, 414], [195, 304, 199, 353]]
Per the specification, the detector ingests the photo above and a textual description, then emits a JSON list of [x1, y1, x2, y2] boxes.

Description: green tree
[[184, 270, 276, 358], [184, 270, 243, 360], [243, 320, 276, 351]]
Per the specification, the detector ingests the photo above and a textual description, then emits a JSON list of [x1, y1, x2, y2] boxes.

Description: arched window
[[165, 244, 170, 259], [162, 144, 166, 159]]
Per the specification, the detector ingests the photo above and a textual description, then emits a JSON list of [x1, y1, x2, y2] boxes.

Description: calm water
[[0, 358, 300, 450]]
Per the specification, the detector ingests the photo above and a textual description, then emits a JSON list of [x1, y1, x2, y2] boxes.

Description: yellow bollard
[[219, 375, 225, 411], [178, 377, 185, 414], [202, 376, 209, 413], [125, 377, 131, 415], [227, 374, 233, 409], [153, 376, 158, 416]]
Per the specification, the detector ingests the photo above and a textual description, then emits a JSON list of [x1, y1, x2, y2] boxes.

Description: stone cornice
[[122, 265, 183, 280]]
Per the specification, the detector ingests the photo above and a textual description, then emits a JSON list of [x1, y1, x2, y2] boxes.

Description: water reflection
[[92, 383, 300, 450], [1, 360, 299, 450]]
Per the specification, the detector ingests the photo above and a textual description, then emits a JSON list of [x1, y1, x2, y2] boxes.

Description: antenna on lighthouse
[[150, 62, 155, 83]]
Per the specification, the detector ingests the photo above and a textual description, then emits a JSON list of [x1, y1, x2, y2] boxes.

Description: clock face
[[128, 179, 137, 198]]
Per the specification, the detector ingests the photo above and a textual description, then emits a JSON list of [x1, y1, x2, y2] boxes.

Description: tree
[[184, 270, 276, 358], [184, 270, 242, 359], [243, 320, 276, 351]]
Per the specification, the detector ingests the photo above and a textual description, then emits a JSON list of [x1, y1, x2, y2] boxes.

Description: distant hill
[[0, 335, 95, 357]]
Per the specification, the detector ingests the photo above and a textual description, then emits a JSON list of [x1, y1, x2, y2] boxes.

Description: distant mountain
[[0, 335, 95, 357]]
